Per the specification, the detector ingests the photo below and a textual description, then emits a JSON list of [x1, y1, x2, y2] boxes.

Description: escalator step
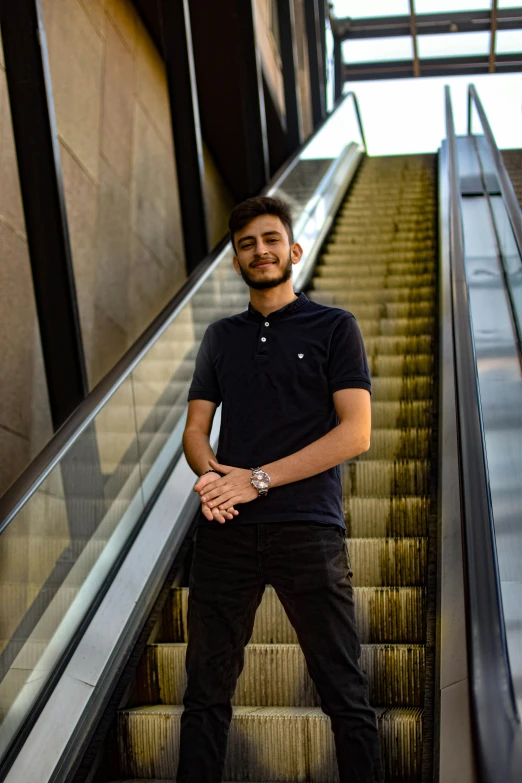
[[317, 265, 435, 280], [168, 586, 426, 645], [341, 459, 430, 496], [358, 428, 431, 459], [115, 705, 423, 782], [356, 318, 434, 337], [345, 497, 430, 538], [337, 211, 435, 223], [371, 354, 434, 376], [320, 257, 435, 272], [347, 538, 427, 586], [371, 377, 433, 400], [310, 283, 434, 302], [321, 249, 435, 263], [364, 336, 433, 357], [307, 297, 435, 319], [370, 401, 433, 428], [329, 233, 435, 247], [136, 642, 425, 708], [312, 273, 435, 289]]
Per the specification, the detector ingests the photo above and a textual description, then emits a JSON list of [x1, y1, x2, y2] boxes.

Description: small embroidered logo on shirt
[[298, 354, 304, 359]]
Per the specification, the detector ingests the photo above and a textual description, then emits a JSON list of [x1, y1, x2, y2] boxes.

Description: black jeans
[[177, 521, 383, 783]]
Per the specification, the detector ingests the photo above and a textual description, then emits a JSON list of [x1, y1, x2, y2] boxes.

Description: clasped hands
[[193, 459, 259, 524]]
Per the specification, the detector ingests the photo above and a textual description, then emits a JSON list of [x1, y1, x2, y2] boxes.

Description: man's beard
[[238, 252, 293, 290]]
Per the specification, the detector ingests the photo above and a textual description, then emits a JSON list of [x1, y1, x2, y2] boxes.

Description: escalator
[[0, 87, 521, 783], [113, 154, 436, 782]]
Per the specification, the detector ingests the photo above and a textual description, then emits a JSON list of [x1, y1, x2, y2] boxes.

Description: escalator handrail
[[446, 85, 522, 783], [0, 89, 365, 535], [346, 91, 367, 153], [467, 83, 522, 257]]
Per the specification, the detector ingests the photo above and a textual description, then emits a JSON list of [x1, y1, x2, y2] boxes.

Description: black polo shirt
[[187, 293, 371, 529]]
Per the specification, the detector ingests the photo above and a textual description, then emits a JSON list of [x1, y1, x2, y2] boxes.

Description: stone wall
[[41, 0, 233, 389], [0, 36, 54, 497], [0, 0, 234, 497]]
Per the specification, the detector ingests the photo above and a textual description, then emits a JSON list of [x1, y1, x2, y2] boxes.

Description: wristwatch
[[250, 467, 271, 496]]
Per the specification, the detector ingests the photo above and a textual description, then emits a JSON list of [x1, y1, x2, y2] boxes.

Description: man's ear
[[232, 255, 242, 276], [291, 242, 304, 265]]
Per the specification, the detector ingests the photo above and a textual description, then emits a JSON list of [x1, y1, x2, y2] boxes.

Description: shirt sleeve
[[187, 326, 222, 404], [328, 313, 372, 394]]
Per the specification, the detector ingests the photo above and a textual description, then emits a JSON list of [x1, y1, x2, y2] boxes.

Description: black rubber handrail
[[0, 89, 366, 534], [468, 83, 522, 258], [446, 84, 522, 783]]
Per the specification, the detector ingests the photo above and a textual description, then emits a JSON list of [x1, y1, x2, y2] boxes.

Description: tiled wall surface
[[0, 37, 54, 498], [40, 0, 233, 388], [0, 0, 235, 497]]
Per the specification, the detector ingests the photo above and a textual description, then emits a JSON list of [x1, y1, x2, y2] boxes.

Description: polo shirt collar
[[247, 292, 308, 321]]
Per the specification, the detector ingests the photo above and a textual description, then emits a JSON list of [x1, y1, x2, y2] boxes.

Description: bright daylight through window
[[329, 0, 522, 154]]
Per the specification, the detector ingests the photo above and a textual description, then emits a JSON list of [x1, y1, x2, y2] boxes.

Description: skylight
[[496, 29, 522, 53], [343, 36, 414, 63], [330, 0, 409, 19], [415, 0, 491, 12], [417, 30, 491, 58]]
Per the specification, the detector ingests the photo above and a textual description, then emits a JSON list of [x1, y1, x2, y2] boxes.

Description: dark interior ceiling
[[330, 4, 522, 81]]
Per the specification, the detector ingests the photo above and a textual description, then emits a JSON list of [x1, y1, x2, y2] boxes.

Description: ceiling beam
[[490, 0, 499, 74], [332, 8, 522, 39], [409, 0, 420, 78], [343, 52, 522, 81]]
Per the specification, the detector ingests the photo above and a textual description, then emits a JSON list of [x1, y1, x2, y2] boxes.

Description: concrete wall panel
[[134, 20, 171, 146], [0, 35, 54, 496], [0, 0, 234, 495], [101, 18, 135, 186], [106, 0, 137, 56], [0, 71, 25, 237], [45, 0, 104, 183], [90, 305, 128, 387]]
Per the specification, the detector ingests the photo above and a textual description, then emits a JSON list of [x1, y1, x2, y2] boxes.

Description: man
[[178, 196, 383, 782]]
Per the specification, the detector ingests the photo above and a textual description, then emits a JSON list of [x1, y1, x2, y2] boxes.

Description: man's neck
[[249, 282, 298, 317]]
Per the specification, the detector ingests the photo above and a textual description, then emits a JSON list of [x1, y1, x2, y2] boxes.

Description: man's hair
[[229, 196, 294, 252]]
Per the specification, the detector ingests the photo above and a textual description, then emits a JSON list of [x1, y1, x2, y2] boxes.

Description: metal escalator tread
[[114, 154, 437, 782]]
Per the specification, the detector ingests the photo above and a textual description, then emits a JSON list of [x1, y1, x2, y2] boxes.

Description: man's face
[[232, 214, 303, 291]]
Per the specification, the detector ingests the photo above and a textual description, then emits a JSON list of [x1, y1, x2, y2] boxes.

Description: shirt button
[[261, 337, 267, 342], [265, 321, 269, 327]]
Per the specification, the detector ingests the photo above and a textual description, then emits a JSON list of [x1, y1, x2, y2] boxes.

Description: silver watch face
[[252, 469, 270, 490]]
